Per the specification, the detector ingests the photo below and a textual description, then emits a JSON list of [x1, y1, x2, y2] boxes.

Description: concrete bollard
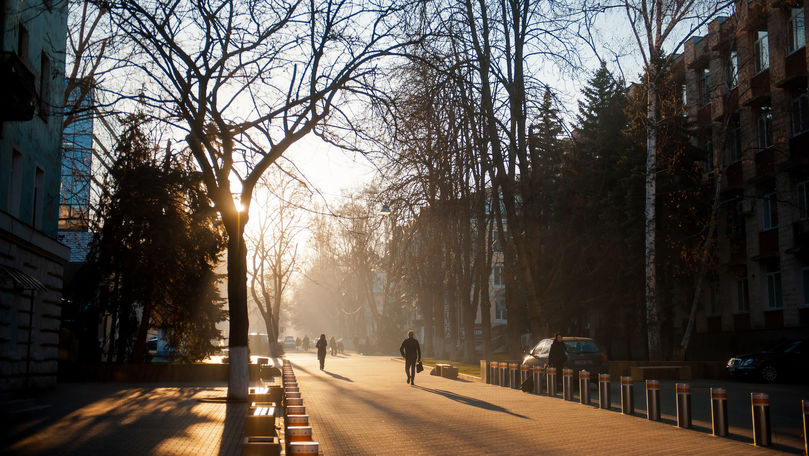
[[598, 373, 611, 409], [490, 362, 498, 385], [482, 360, 490, 384], [751, 393, 772, 447], [646, 380, 660, 421], [563, 369, 574, 401], [676, 383, 692, 429], [533, 366, 543, 395], [509, 363, 519, 389], [579, 370, 590, 405], [710, 388, 728, 437], [499, 362, 507, 387], [546, 367, 557, 397], [521, 364, 530, 386], [801, 400, 808, 456], [286, 426, 313, 442], [285, 415, 309, 428], [287, 441, 319, 454], [621, 376, 634, 415]]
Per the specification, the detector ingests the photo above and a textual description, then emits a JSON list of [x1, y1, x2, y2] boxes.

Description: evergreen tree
[[85, 116, 227, 363]]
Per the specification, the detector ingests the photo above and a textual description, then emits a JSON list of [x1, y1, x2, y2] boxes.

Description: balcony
[[0, 51, 35, 121], [785, 220, 809, 262], [721, 161, 744, 195], [764, 309, 784, 329], [728, 238, 747, 265], [777, 47, 807, 89], [748, 148, 776, 185], [752, 229, 779, 262], [733, 313, 751, 331], [745, 69, 771, 106]]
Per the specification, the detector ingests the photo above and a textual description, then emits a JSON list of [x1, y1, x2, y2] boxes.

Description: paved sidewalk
[[288, 352, 795, 455], [1, 382, 245, 455]]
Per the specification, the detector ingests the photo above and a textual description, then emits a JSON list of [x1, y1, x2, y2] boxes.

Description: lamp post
[[380, 204, 392, 340]]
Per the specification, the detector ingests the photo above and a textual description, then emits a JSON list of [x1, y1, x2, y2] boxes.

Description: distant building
[[0, 0, 69, 389], [58, 80, 94, 262], [676, 0, 809, 358]]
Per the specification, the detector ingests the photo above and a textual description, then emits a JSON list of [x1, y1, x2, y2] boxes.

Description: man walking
[[400, 330, 421, 385]]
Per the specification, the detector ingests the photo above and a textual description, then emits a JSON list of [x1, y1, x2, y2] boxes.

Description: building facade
[[58, 81, 94, 262], [680, 0, 809, 358], [0, 0, 69, 389]]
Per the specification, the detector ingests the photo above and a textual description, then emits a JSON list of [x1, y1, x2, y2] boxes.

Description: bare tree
[[108, 0, 420, 399], [619, 0, 732, 359], [246, 166, 308, 357]]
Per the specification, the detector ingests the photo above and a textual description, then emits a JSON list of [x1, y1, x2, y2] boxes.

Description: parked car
[[521, 337, 608, 378], [283, 336, 296, 351], [726, 339, 808, 383]]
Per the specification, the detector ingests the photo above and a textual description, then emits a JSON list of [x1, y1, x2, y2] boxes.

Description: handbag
[[416, 361, 424, 373]]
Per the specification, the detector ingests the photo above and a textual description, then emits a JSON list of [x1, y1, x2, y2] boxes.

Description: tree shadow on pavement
[[412, 386, 528, 419], [322, 371, 353, 382]]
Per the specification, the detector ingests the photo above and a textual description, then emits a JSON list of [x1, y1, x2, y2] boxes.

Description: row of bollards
[[483, 361, 807, 452], [281, 360, 319, 455]]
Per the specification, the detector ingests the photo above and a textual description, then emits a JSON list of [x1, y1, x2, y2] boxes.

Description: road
[[286, 351, 798, 455]]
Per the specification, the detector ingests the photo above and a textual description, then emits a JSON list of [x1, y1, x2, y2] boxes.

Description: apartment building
[[680, 0, 809, 358], [0, 0, 69, 389]]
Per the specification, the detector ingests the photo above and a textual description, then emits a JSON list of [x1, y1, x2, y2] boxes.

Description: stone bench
[[242, 435, 281, 456], [435, 363, 459, 379], [244, 405, 277, 437], [630, 365, 692, 381]]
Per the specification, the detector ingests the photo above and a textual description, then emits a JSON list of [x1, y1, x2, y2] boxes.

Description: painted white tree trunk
[[228, 346, 249, 401], [645, 78, 662, 360]]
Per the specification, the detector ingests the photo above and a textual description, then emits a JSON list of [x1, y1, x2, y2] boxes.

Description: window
[[788, 8, 806, 54], [728, 50, 739, 88], [33, 167, 44, 229], [9, 150, 23, 218], [681, 83, 688, 111], [730, 117, 742, 162], [766, 269, 783, 309], [17, 23, 28, 61], [798, 181, 809, 220], [701, 67, 711, 106], [758, 105, 773, 149], [755, 30, 770, 73], [802, 267, 809, 307], [763, 191, 778, 230], [737, 278, 750, 312], [39, 53, 50, 120], [492, 264, 504, 287], [704, 140, 713, 172], [792, 89, 809, 135], [491, 228, 507, 252], [709, 282, 720, 315], [495, 294, 506, 321]]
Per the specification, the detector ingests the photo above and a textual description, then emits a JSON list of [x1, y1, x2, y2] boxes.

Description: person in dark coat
[[399, 330, 421, 385], [302, 335, 310, 351], [548, 333, 567, 386], [316, 334, 328, 370]]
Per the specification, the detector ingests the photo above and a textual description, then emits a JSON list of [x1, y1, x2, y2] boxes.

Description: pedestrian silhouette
[[400, 330, 421, 385], [548, 333, 567, 387], [316, 334, 328, 370]]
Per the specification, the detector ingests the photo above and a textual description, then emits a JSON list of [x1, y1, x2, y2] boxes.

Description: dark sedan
[[726, 339, 808, 383], [521, 337, 608, 376]]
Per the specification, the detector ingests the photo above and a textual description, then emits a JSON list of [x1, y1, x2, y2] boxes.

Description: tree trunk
[[132, 299, 152, 363], [645, 77, 663, 360], [227, 232, 249, 401], [676, 144, 724, 361]]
